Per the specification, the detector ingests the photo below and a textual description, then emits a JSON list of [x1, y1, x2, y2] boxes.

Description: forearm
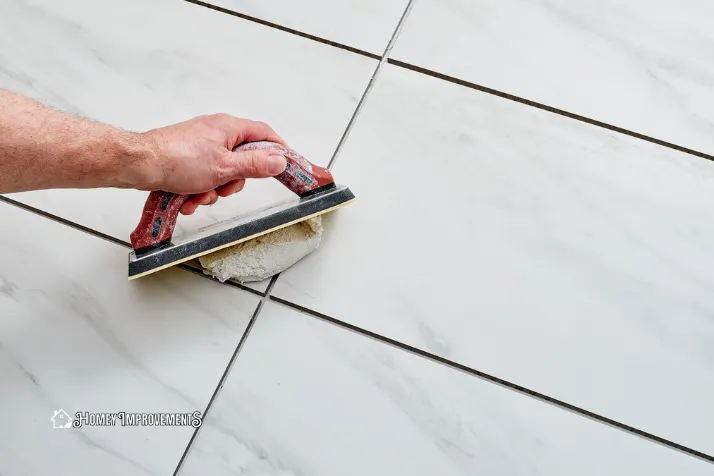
[[0, 89, 151, 193]]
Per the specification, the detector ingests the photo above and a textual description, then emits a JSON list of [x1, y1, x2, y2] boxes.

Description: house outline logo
[[50, 409, 72, 429]]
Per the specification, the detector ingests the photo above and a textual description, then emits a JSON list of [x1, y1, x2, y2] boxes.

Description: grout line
[[0, 195, 265, 296], [325, 62, 379, 171], [387, 59, 714, 162], [268, 295, 714, 466], [185, 0, 714, 164], [380, 0, 417, 60], [183, 0, 380, 60], [0, 195, 131, 248], [327, 0, 416, 170], [262, 271, 281, 299], [173, 275, 279, 476]]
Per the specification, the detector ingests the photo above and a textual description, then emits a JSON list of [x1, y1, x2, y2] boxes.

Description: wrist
[[110, 130, 160, 191]]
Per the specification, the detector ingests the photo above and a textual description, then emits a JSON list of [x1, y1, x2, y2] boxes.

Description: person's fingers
[[180, 200, 199, 216], [180, 190, 219, 215], [226, 148, 287, 179], [211, 114, 287, 147], [216, 179, 245, 197], [236, 119, 287, 146], [206, 191, 220, 206]]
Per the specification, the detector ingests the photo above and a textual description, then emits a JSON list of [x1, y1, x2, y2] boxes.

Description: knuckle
[[210, 169, 223, 187], [212, 158, 231, 185], [243, 151, 266, 176], [257, 121, 275, 135], [213, 173, 228, 188], [201, 113, 227, 125], [211, 152, 235, 183]]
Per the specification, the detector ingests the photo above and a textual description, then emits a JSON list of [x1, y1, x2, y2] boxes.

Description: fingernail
[[268, 154, 287, 174]]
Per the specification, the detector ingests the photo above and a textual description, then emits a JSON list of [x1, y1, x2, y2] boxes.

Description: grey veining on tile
[[180, 302, 711, 475], [0, 0, 376, 289], [392, 0, 714, 155], [273, 64, 714, 454], [201, 0, 410, 54], [0, 201, 260, 475]]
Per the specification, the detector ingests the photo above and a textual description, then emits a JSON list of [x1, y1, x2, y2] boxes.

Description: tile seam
[[0, 195, 265, 297], [268, 295, 714, 466], [183, 0, 380, 60], [387, 59, 714, 162], [0, 195, 131, 248], [327, 0, 417, 170], [172, 275, 280, 475], [183, 0, 714, 163]]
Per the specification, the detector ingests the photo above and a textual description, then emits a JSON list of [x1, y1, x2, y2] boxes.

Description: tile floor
[[1, 0, 713, 474]]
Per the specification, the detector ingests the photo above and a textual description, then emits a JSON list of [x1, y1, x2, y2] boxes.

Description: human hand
[[136, 113, 288, 215]]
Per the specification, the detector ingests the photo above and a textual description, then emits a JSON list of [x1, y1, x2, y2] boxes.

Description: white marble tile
[[272, 64, 714, 454], [180, 302, 711, 475], [392, 0, 714, 155], [203, 0, 409, 54], [0, 201, 261, 475], [0, 0, 376, 289]]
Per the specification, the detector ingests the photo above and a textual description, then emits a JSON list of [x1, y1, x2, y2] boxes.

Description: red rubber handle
[[239, 141, 334, 195], [129, 141, 334, 253], [129, 192, 190, 253]]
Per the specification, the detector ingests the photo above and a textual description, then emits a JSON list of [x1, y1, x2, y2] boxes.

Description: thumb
[[227, 149, 287, 179]]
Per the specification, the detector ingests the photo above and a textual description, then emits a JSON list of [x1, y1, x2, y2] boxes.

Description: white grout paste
[[198, 216, 323, 283]]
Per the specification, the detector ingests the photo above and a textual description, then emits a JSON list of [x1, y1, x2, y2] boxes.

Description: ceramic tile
[[180, 302, 711, 475], [272, 64, 714, 454], [201, 0, 409, 54], [0, 0, 376, 290], [0, 201, 261, 475], [392, 0, 714, 155]]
